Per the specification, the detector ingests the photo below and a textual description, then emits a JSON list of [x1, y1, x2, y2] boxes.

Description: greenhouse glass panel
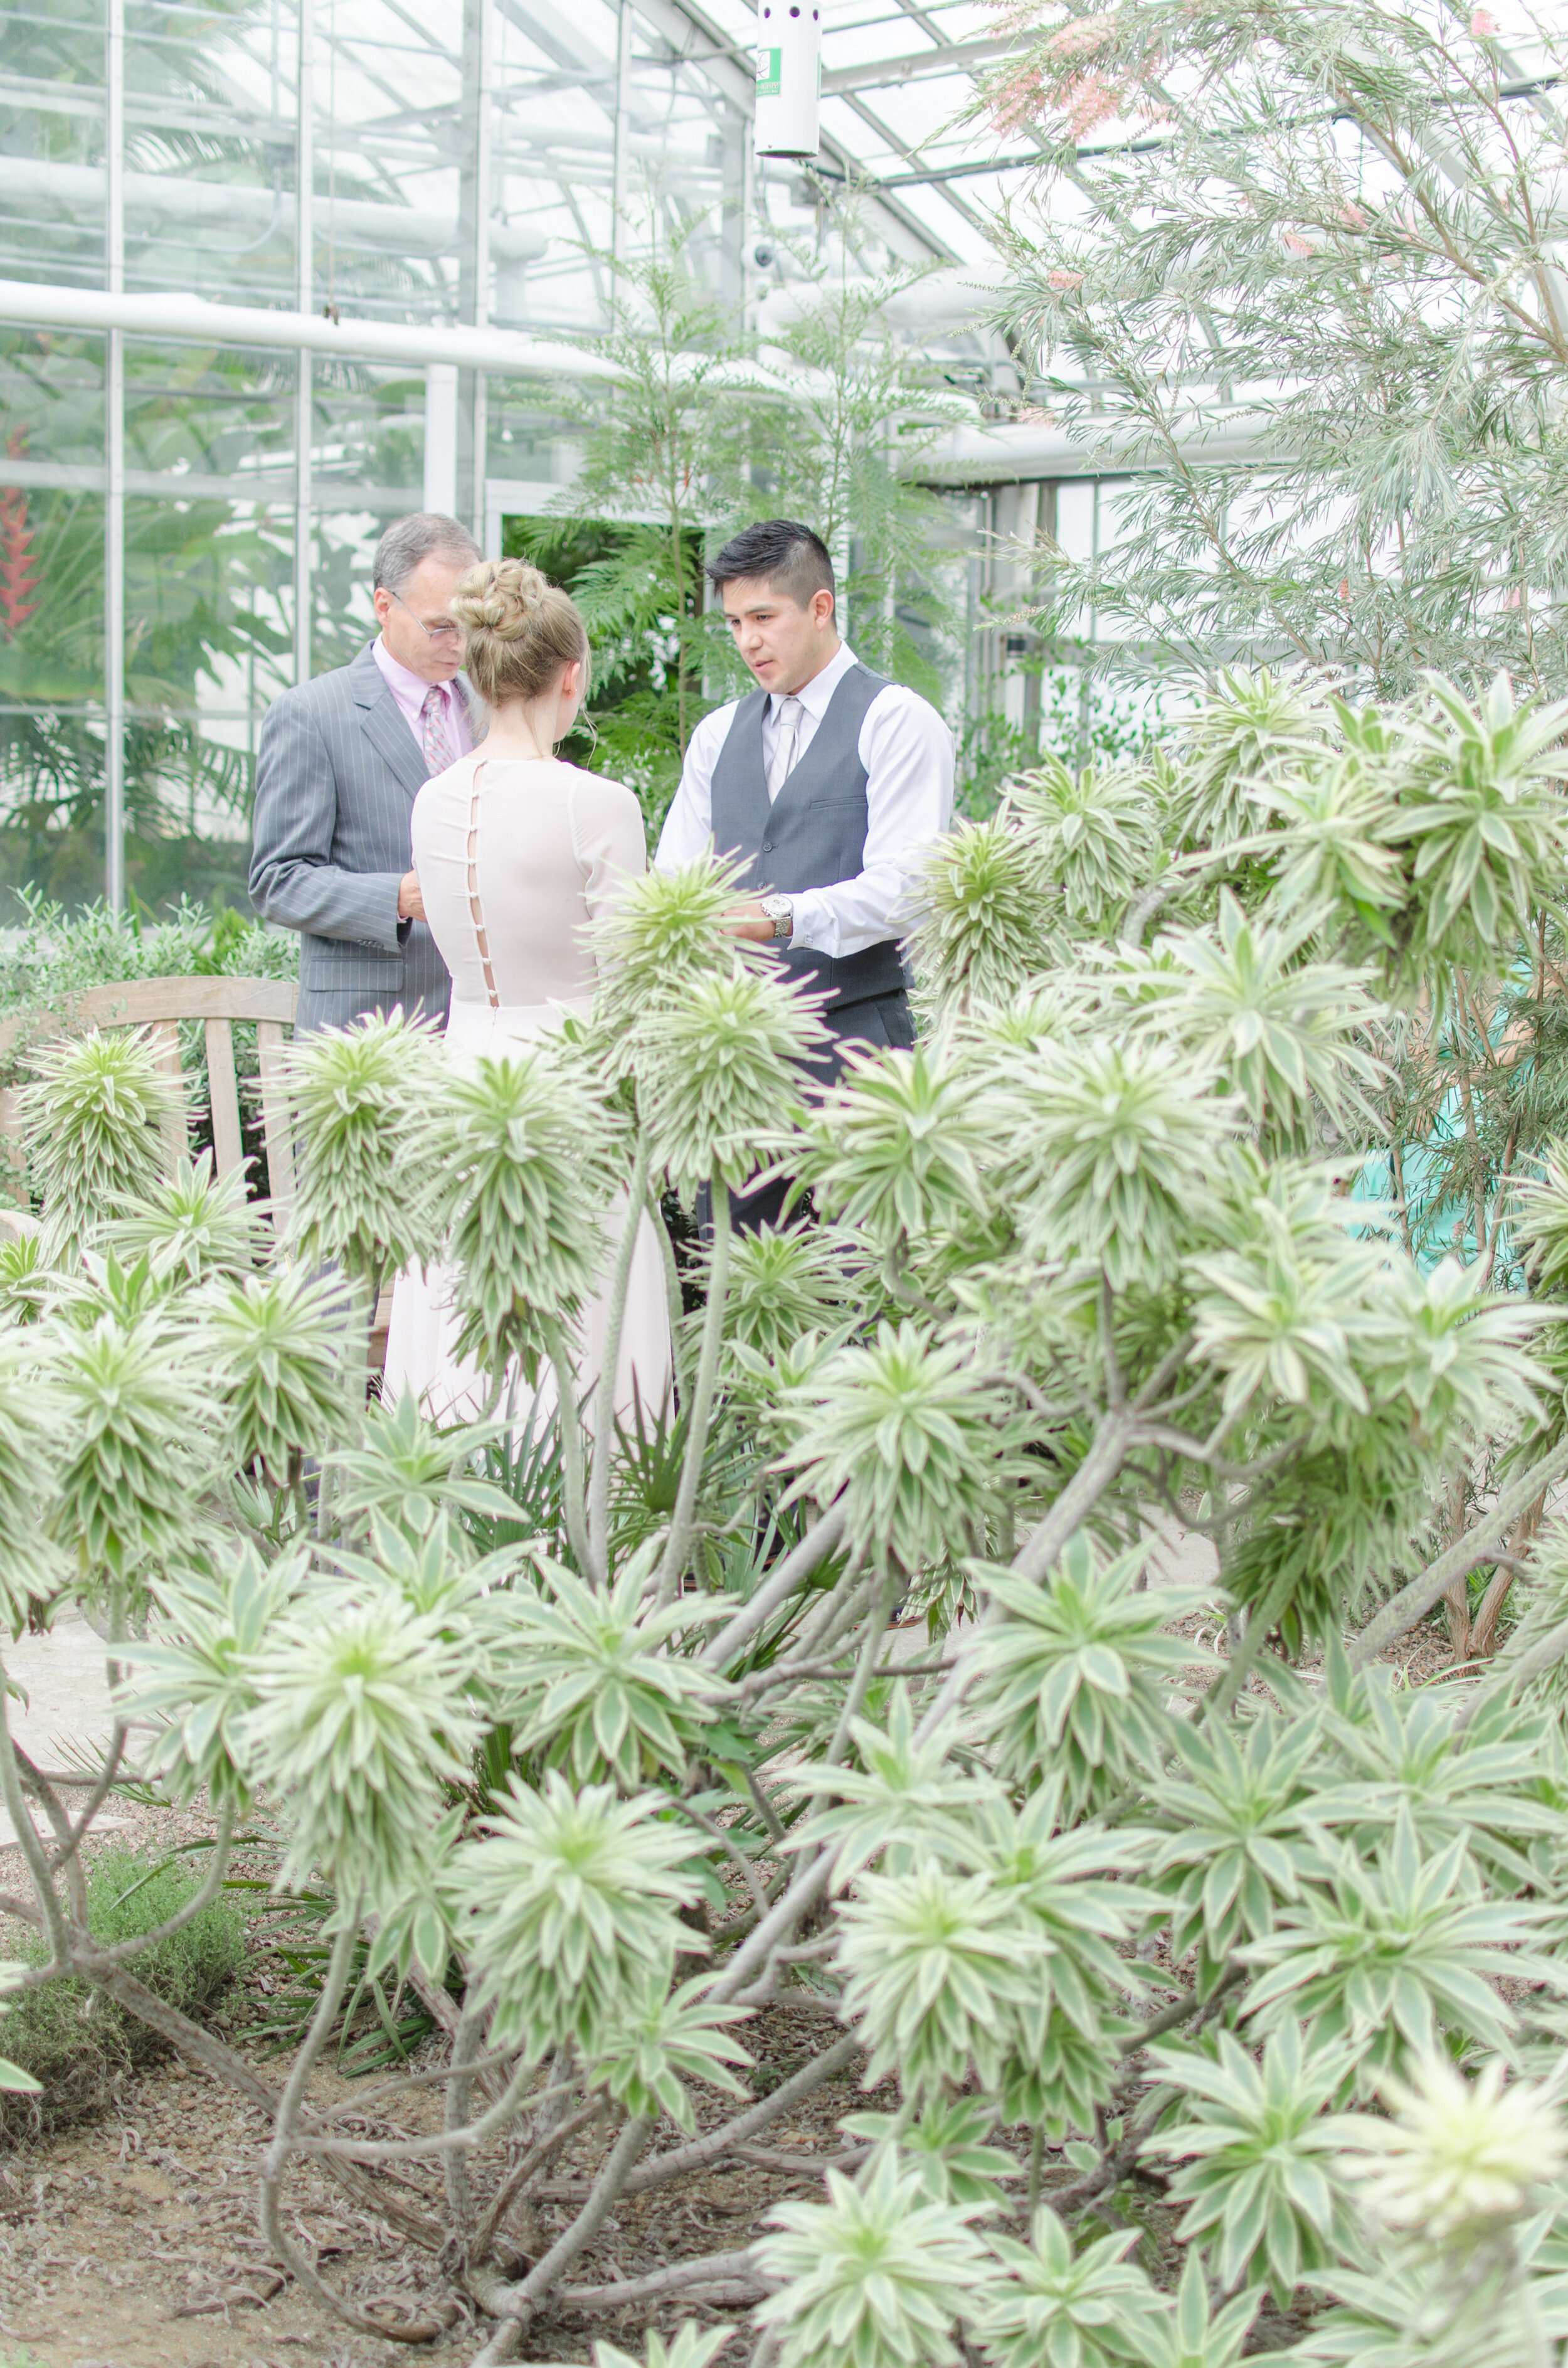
[[0, 327, 106, 911], [0, 0, 1190, 908], [125, 1, 304, 313], [0, 3, 107, 293]]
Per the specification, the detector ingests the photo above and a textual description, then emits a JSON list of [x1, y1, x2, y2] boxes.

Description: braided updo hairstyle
[[449, 558, 590, 710]]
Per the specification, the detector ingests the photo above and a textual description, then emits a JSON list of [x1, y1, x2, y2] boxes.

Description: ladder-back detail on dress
[[465, 759, 501, 1011]]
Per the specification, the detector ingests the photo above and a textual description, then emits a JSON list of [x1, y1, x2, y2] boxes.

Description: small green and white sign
[[756, 45, 781, 95]]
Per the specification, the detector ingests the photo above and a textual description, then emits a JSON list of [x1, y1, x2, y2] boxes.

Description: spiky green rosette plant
[[282, 1007, 447, 1305], [985, 0, 1568, 1666], [13, 671, 1568, 2362], [18, 1024, 181, 1263]]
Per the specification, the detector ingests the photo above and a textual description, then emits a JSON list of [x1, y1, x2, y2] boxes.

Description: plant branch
[[443, 2007, 486, 2255], [472, 2099, 605, 2264], [655, 1181, 730, 1607], [646, 1176, 692, 1407], [908, 1408, 1138, 1751], [258, 1901, 443, 2342], [677, 1799, 771, 1918], [44, 1718, 129, 1879], [1350, 1434, 1568, 1667], [1201, 1567, 1297, 1722], [0, 1648, 70, 1965], [1456, 1609, 1568, 1733], [588, 1140, 647, 1571], [1117, 1961, 1246, 2056], [475, 2111, 654, 2337], [555, 2250, 771, 2311], [544, 1320, 601, 1586], [619, 2032, 862, 2195], [702, 1498, 849, 1668], [292, 2051, 543, 2160], [77, 1803, 237, 1967]]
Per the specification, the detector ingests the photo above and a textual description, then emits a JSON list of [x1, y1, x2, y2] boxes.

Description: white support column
[[104, 0, 125, 912], [469, 0, 494, 538], [612, 0, 632, 263], [294, 0, 314, 685], [424, 361, 458, 515]]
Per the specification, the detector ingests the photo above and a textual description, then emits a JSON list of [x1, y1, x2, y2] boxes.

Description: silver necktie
[[767, 693, 803, 800]]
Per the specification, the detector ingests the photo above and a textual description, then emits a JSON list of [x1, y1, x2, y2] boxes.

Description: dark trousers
[[702, 987, 916, 1238]]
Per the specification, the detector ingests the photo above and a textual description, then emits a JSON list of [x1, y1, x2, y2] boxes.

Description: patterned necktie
[[421, 683, 455, 777], [767, 693, 803, 801]]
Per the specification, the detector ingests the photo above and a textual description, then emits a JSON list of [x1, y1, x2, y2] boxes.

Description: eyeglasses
[[388, 588, 464, 645]]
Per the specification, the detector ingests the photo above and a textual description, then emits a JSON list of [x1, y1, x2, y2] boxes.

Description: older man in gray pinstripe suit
[[249, 512, 484, 1034]]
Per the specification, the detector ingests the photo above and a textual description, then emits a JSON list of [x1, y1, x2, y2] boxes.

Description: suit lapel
[[350, 642, 433, 801]]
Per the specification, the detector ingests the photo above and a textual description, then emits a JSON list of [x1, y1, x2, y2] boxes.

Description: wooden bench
[[0, 974, 300, 1219]]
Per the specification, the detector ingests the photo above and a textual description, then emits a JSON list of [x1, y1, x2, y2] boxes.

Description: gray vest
[[709, 662, 906, 1011]]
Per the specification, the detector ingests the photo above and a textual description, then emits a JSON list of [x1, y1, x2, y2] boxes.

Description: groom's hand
[[723, 897, 774, 943], [398, 869, 426, 923]]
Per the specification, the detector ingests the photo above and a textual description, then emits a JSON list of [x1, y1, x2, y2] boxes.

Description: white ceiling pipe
[[0, 281, 836, 404], [911, 413, 1291, 483], [755, 266, 1005, 337], [0, 156, 548, 263], [0, 278, 619, 380], [497, 124, 720, 163]]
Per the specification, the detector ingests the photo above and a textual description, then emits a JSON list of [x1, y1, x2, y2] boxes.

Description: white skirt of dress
[[382, 996, 674, 1436]]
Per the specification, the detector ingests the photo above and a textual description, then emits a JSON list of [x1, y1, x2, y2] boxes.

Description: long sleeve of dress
[[569, 774, 649, 972]]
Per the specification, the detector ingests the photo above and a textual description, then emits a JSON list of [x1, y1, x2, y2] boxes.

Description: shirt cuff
[[361, 871, 409, 952], [788, 890, 829, 954]]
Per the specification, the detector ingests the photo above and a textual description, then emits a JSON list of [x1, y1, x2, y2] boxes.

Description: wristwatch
[[760, 894, 794, 943]]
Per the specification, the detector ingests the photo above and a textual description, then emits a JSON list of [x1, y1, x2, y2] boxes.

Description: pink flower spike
[[1338, 201, 1368, 231], [1048, 14, 1117, 58], [1282, 229, 1315, 257], [1047, 268, 1086, 290], [1471, 9, 1498, 36], [1061, 69, 1120, 137]]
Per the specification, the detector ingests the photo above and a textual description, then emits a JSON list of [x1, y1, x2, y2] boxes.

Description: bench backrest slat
[[0, 973, 301, 1214]]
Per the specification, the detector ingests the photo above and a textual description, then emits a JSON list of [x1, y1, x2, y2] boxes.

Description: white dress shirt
[[654, 641, 954, 960], [371, 635, 474, 760]]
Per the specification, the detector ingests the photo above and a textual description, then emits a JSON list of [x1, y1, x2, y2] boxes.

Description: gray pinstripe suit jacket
[[249, 643, 475, 1035]]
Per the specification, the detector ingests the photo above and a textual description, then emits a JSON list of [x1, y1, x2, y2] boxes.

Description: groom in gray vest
[[656, 518, 953, 1231]]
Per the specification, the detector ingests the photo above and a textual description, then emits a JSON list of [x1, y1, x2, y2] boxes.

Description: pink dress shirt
[[371, 635, 474, 761]]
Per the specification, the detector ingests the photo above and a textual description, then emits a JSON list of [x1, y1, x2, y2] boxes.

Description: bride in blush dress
[[383, 558, 672, 1428]]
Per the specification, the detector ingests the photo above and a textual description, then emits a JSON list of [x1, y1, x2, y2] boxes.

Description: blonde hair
[[450, 558, 590, 709]]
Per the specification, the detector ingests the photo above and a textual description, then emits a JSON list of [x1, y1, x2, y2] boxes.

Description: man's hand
[[722, 896, 776, 943], [398, 869, 426, 923]]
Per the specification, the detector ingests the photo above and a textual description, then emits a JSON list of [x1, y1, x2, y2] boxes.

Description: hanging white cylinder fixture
[[754, 2, 821, 161], [424, 364, 459, 516]]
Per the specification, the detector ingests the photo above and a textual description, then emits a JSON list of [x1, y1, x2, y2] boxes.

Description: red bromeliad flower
[[0, 426, 39, 642]]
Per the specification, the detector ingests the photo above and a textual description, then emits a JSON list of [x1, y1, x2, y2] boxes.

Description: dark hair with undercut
[[706, 519, 834, 610]]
